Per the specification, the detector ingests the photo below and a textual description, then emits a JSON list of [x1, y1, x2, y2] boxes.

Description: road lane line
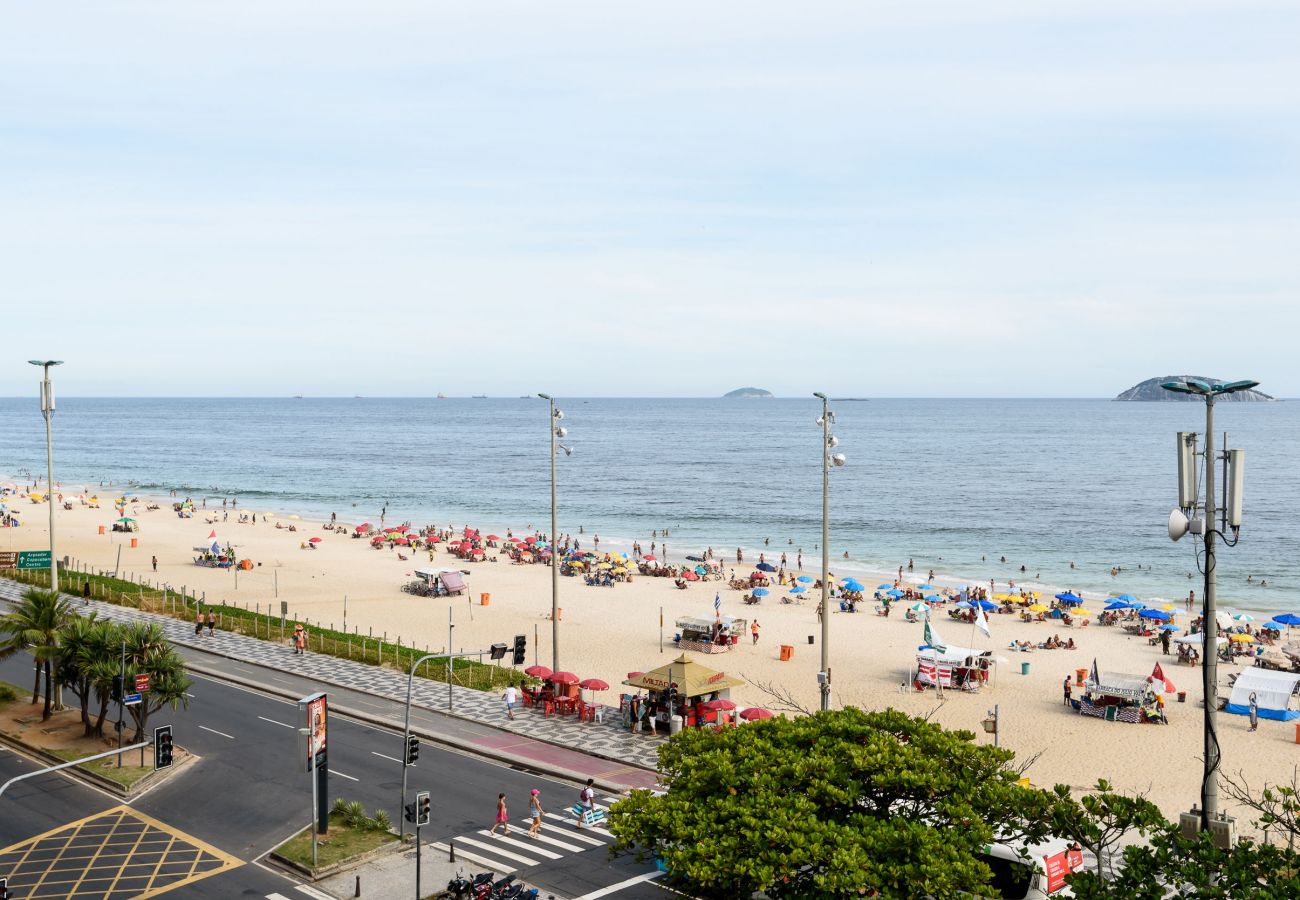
[[371, 751, 403, 764], [454, 835, 542, 866], [521, 829, 587, 853], [572, 871, 664, 899], [295, 885, 337, 900], [540, 818, 607, 845], [428, 841, 512, 873], [198, 725, 235, 739], [258, 716, 294, 728], [474, 829, 562, 859], [332, 770, 359, 782]]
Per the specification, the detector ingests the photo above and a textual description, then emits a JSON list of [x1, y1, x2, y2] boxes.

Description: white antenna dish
[[1168, 508, 1190, 542]]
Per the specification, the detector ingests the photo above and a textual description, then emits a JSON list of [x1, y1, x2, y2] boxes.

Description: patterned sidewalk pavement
[[0, 579, 663, 770]]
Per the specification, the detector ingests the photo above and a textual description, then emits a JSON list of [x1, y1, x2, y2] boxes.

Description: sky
[[2, 1, 1298, 398]]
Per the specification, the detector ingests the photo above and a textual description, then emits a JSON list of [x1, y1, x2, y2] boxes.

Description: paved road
[[0, 652, 670, 899]]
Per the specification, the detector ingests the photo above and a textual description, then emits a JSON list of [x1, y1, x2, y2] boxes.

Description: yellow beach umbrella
[[1230, 633, 1256, 643], [1027, 603, 1048, 613], [1072, 608, 1092, 617], [569, 561, 585, 569], [597, 562, 612, 570]]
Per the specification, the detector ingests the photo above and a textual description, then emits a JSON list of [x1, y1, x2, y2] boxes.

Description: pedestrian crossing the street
[[431, 798, 621, 874]]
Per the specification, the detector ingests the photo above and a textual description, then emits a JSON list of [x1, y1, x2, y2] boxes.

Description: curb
[[185, 662, 645, 797], [268, 827, 405, 881], [0, 728, 198, 799]]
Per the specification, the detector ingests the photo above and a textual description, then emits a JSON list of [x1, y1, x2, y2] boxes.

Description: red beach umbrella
[[308, 537, 322, 543], [579, 678, 610, 690], [549, 671, 579, 685], [524, 665, 552, 678], [701, 698, 737, 711], [627, 671, 644, 679], [355, 524, 372, 534], [740, 707, 773, 721], [642, 555, 656, 561], [393, 537, 409, 545], [682, 570, 699, 581], [523, 536, 537, 544], [486, 534, 501, 541]]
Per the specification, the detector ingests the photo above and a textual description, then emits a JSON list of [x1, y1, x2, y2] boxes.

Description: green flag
[[923, 617, 946, 653]]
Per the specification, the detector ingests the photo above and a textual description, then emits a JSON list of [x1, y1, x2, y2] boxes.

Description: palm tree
[[121, 621, 191, 741], [0, 588, 77, 719], [56, 616, 121, 737]]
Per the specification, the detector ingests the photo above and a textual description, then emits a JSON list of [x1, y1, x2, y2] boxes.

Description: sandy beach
[[3, 487, 1295, 827]]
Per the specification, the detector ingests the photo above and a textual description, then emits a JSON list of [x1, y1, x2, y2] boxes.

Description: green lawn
[[46, 746, 156, 789], [275, 813, 398, 871]]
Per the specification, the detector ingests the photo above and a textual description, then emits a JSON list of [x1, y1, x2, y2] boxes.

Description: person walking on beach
[[751, 620, 760, 645], [206, 611, 216, 636], [195, 611, 205, 637], [490, 793, 509, 835], [151, 555, 158, 573], [503, 684, 518, 720], [1187, 590, 1195, 611], [528, 789, 543, 837], [1063, 676, 1072, 706]]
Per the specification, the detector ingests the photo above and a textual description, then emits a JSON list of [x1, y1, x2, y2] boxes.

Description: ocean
[[1, 397, 1296, 612]]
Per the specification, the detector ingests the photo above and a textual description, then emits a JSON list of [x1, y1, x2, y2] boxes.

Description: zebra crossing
[[266, 885, 335, 900], [430, 798, 620, 874]]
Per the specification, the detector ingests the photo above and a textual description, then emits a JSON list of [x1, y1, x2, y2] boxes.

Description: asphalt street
[[0, 651, 670, 899]]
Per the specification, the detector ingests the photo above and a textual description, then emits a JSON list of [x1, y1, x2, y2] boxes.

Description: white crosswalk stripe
[[439, 813, 616, 874]]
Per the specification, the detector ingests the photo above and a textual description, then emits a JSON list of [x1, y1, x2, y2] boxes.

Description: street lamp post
[[29, 360, 64, 593], [1162, 377, 1257, 835], [813, 392, 845, 712], [537, 394, 572, 672]]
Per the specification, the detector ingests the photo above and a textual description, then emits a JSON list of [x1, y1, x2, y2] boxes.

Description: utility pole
[[813, 392, 845, 711], [29, 360, 63, 593]]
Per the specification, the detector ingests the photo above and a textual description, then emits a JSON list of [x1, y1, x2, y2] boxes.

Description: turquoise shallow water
[[0, 397, 1296, 611]]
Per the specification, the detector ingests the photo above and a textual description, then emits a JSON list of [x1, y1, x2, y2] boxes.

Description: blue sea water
[[1, 397, 1297, 611]]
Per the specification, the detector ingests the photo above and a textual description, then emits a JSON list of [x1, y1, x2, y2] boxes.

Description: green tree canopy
[[608, 707, 1057, 898]]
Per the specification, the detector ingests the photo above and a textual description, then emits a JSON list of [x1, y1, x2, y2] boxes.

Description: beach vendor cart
[[192, 540, 235, 568], [401, 567, 467, 597], [1074, 660, 1167, 724], [913, 644, 993, 691], [673, 615, 746, 653], [621, 654, 745, 735], [111, 516, 140, 533]]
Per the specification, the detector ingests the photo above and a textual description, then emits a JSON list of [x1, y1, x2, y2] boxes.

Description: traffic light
[[154, 725, 173, 770], [1, 874, 8, 900], [512, 634, 527, 665], [111, 674, 123, 703], [416, 790, 431, 826], [403, 801, 417, 824], [405, 734, 419, 765], [489, 642, 508, 661]]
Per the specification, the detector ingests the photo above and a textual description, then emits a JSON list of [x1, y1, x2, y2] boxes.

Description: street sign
[[17, 550, 52, 570], [0, 552, 16, 569], [134, 674, 151, 693], [123, 693, 142, 706]]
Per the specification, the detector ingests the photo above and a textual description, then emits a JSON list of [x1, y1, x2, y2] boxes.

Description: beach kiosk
[[402, 568, 467, 597], [622, 654, 745, 734], [1226, 667, 1300, 721], [1076, 662, 1165, 724], [674, 615, 746, 653]]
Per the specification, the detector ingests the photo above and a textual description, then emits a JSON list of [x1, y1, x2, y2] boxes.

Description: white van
[[975, 839, 1084, 899]]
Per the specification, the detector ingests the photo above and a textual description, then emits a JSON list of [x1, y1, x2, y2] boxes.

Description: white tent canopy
[[1227, 668, 1300, 721]]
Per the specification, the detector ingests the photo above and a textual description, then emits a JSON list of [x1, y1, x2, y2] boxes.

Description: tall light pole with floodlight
[[1162, 377, 1255, 839], [537, 394, 572, 672], [813, 392, 845, 711], [29, 360, 64, 593]]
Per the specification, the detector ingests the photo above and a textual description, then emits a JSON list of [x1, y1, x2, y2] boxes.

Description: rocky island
[[1115, 377, 1274, 402], [724, 387, 773, 398]]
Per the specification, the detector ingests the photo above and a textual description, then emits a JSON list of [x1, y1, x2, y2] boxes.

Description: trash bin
[[1021, 661, 1031, 676], [669, 715, 683, 736], [1295, 723, 1300, 745], [1075, 667, 1087, 686], [480, 593, 490, 606], [779, 644, 794, 661], [130, 538, 138, 549], [98, 525, 105, 535], [1178, 691, 1187, 703]]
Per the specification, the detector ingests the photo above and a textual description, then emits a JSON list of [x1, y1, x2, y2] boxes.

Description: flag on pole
[[714, 592, 721, 613], [208, 530, 217, 539], [975, 605, 990, 638], [923, 617, 947, 653], [1090, 657, 1100, 684]]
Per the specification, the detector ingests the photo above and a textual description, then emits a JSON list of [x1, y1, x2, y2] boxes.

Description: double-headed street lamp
[[537, 394, 572, 672], [1162, 377, 1256, 836], [813, 392, 846, 712], [29, 360, 64, 593]]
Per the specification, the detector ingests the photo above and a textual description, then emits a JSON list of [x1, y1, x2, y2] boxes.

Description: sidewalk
[[0, 580, 661, 793]]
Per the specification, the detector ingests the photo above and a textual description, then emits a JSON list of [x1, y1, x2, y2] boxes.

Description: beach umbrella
[[549, 671, 579, 685], [612, 567, 627, 574], [740, 707, 773, 721], [1230, 633, 1256, 643], [1104, 601, 1130, 611], [1071, 608, 1093, 617], [756, 562, 777, 572], [597, 562, 612, 570], [976, 599, 999, 611], [393, 537, 409, 545], [683, 570, 699, 581], [524, 665, 552, 678], [1139, 609, 1172, 622], [627, 671, 644, 679], [1115, 593, 1137, 603], [1027, 603, 1048, 613], [752, 588, 770, 597], [877, 583, 893, 590], [790, 586, 806, 594], [642, 554, 657, 561], [1271, 613, 1300, 626], [1055, 592, 1082, 604], [1158, 624, 1180, 631], [701, 698, 737, 711], [886, 589, 904, 598], [797, 575, 814, 584], [485, 534, 500, 541], [695, 565, 708, 574], [308, 536, 322, 544], [568, 561, 585, 569], [579, 678, 610, 691], [1232, 613, 1254, 622], [908, 602, 927, 612], [956, 600, 974, 610]]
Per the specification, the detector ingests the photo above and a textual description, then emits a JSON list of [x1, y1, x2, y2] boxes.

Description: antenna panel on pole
[[1176, 432, 1196, 509], [1226, 448, 1245, 528]]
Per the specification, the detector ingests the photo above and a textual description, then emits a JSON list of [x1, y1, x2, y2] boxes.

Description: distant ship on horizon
[[436, 393, 447, 399]]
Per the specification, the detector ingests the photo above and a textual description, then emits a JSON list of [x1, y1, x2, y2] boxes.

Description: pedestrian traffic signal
[[512, 634, 527, 665], [1, 874, 8, 899], [154, 725, 173, 770], [416, 790, 431, 826], [405, 734, 419, 765], [489, 642, 508, 661], [403, 801, 417, 824], [111, 674, 123, 703]]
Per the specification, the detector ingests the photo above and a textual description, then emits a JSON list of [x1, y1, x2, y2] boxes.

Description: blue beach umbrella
[[1104, 601, 1131, 611], [956, 600, 973, 610], [976, 599, 999, 611], [797, 575, 814, 584], [695, 565, 708, 574], [752, 587, 770, 597], [1115, 593, 1137, 603], [877, 583, 893, 590], [843, 581, 864, 592], [1159, 624, 1180, 632], [886, 589, 904, 598], [1055, 592, 1083, 605], [1271, 613, 1300, 626], [790, 586, 806, 594], [756, 562, 777, 572], [1139, 609, 1172, 622]]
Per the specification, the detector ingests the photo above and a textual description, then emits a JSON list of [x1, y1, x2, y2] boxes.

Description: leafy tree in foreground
[[608, 707, 1056, 898], [1047, 778, 1164, 879], [1067, 824, 1300, 899]]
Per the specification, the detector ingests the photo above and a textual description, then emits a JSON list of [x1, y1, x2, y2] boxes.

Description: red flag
[[208, 530, 217, 539], [1152, 662, 1166, 683]]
